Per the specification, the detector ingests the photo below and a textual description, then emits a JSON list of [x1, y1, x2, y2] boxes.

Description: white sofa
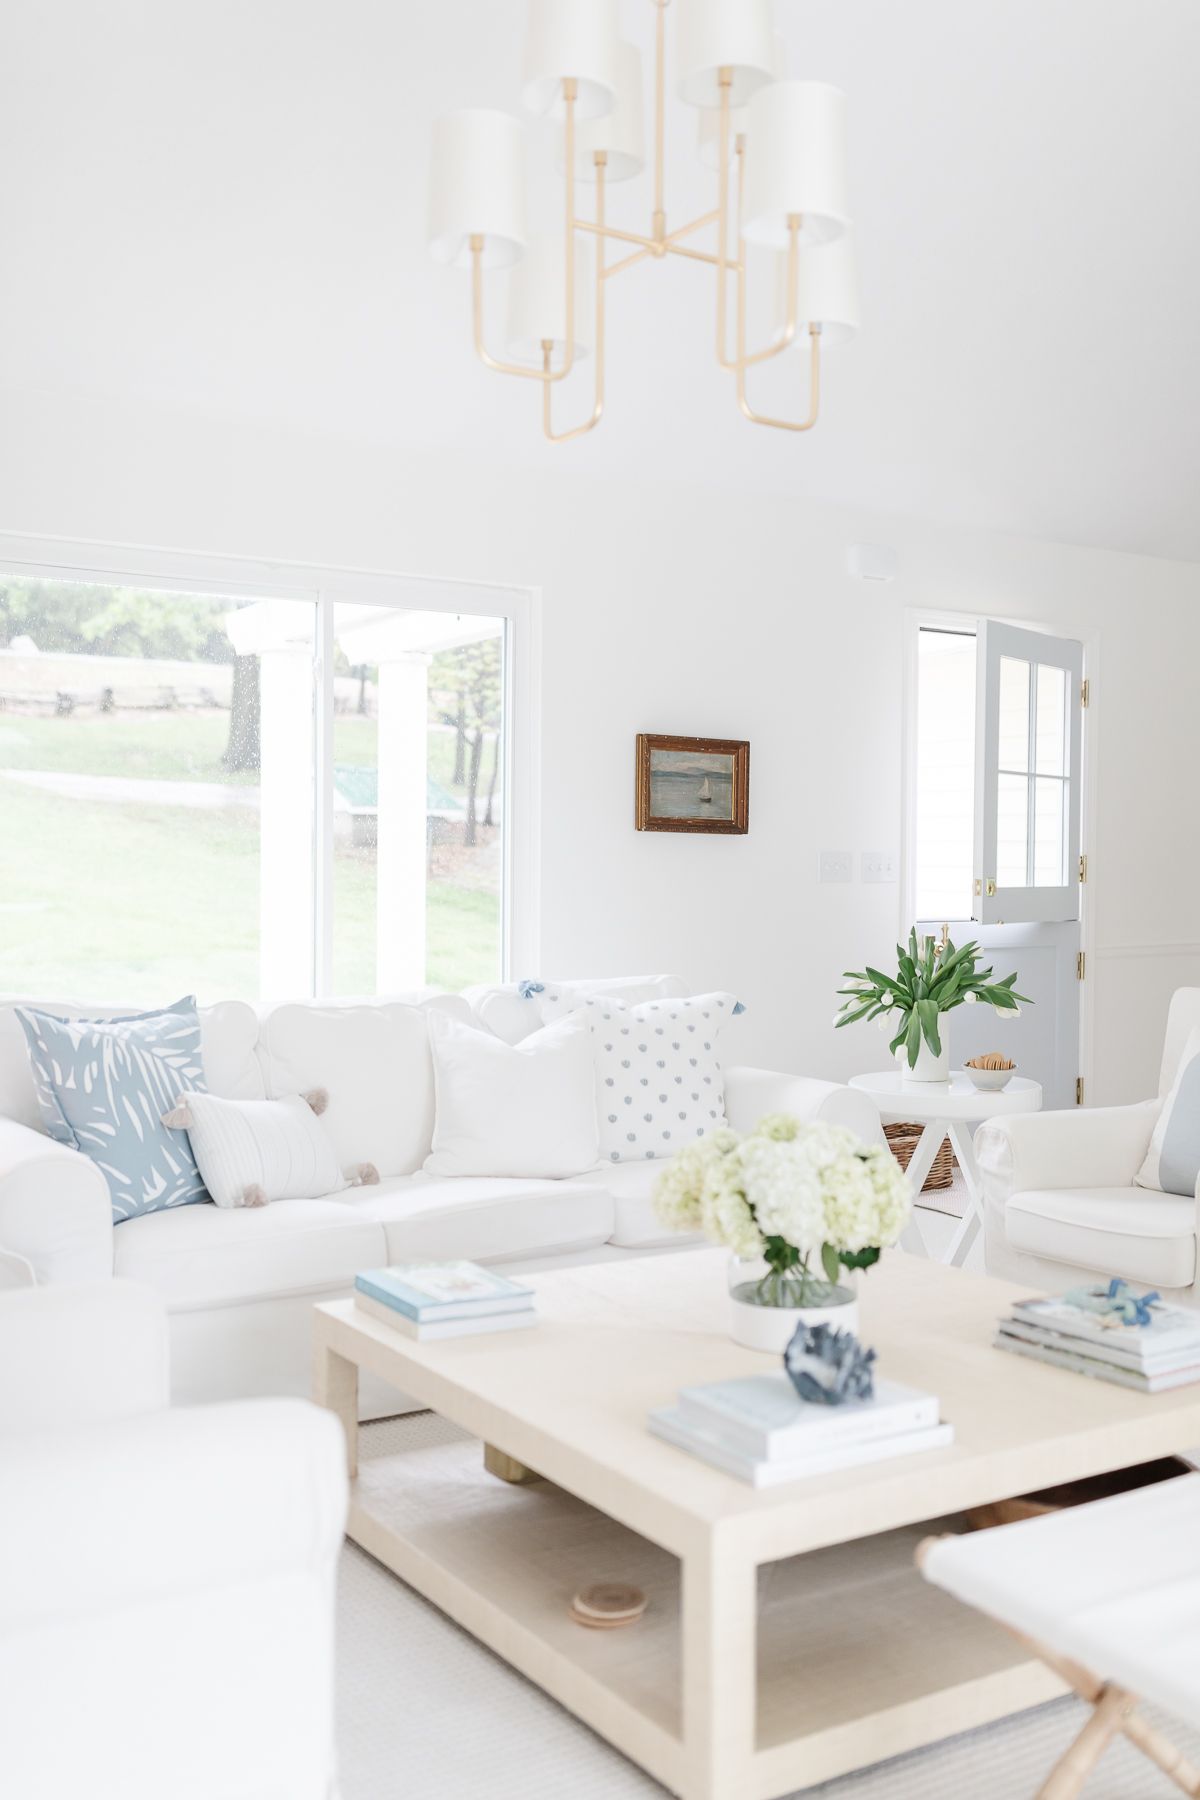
[[978, 987, 1200, 1305], [0, 976, 880, 1411], [0, 1280, 346, 1800]]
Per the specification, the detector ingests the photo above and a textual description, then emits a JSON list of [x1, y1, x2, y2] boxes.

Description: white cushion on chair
[[922, 1473, 1200, 1725], [1005, 1186, 1197, 1289]]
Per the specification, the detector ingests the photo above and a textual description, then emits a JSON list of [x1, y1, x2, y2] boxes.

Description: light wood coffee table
[[313, 1250, 1200, 1800]]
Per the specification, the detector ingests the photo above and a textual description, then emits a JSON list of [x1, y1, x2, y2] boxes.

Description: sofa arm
[[976, 1100, 1161, 1208], [0, 1398, 347, 1628], [725, 1066, 883, 1145], [0, 1281, 169, 1433], [0, 1117, 112, 1285]]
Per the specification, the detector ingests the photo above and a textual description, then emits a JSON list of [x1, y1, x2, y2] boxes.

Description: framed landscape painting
[[635, 734, 749, 834]]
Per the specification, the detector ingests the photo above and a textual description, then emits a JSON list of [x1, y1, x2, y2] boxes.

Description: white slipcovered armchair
[[0, 1281, 347, 1800], [978, 988, 1200, 1305]]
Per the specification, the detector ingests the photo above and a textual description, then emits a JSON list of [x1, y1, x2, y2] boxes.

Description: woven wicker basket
[[884, 1121, 954, 1193]]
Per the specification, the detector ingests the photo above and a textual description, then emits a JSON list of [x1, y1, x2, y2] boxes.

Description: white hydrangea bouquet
[[654, 1113, 911, 1314]]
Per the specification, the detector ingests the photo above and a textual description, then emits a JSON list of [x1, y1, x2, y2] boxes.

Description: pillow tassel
[[161, 1100, 194, 1129], [348, 1162, 380, 1187], [241, 1184, 269, 1208]]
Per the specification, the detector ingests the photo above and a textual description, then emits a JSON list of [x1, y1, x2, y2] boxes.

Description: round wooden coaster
[[570, 1583, 647, 1629]]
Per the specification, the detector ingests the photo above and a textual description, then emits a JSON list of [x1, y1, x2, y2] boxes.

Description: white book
[[1009, 1294, 1200, 1366], [354, 1291, 537, 1341], [1001, 1316, 1200, 1375], [677, 1374, 939, 1462], [995, 1329, 1200, 1394], [648, 1407, 953, 1488]]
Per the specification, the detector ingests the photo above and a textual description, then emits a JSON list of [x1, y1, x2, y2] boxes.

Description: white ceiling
[[3, 1, 1199, 559]]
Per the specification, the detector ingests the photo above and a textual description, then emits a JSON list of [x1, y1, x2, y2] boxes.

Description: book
[[994, 1328, 1200, 1393], [1008, 1294, 1200, 1367], [354, 1291, 536, 1341], [648, 1407, 954, 1488], [677, 1373, 940, 1462], [354, 1261, 534, 1323], [1001, 1316, 1200, 1375]]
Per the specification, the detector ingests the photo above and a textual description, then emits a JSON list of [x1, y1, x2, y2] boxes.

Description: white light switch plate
[[819, 850, 854, 883], [860, 850, 897, 884]]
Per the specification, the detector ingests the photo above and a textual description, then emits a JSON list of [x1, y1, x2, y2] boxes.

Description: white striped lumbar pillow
[[161, 1089, 378, 1209]]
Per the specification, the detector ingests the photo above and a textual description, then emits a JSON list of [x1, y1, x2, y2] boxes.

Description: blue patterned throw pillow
[[16, 998, 210, 1222]]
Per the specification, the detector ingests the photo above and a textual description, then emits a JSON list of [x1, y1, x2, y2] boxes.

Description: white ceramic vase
[[900, 1029, 950, 1083], [727, 1258, 859, 1352]]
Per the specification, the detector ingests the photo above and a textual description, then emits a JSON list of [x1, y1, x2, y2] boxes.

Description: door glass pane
[[914, 628, 976, 920], [1033, 776, 1066, 886], [0, 576, 315, 1002], [330, 604, 505, 994], [1035, 663, 1068, 776], [997, 655, 1030, 771], [996, 772, 1029, 887]]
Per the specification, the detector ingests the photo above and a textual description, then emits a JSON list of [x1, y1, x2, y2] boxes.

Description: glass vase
[[727, 1255, 859, 1352]]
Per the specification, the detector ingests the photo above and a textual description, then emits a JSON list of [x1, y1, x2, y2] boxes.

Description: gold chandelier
[[428, 0, 859, 442]]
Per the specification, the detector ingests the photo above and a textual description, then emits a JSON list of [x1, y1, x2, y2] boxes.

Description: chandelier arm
[[667, 210, 719, 245], [543, 160, 606, 441], [738, 324, 822, 432], [715, 71, 736, 370], [470, 79, 579, 385], [652, 0, 667, 245]]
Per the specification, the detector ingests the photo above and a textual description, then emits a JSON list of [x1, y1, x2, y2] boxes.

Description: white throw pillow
[[423, 1011, 599, 1179], [538, 990, 739, 1165], [1137, 1026, 1200, 1196], [164, 1090, 352, 1209]]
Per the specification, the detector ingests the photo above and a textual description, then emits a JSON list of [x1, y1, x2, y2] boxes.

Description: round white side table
[[849, 1070, 1042, 1269]]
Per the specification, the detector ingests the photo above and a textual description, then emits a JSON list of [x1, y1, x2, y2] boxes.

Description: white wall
[[2, 386, 1197, 1102]]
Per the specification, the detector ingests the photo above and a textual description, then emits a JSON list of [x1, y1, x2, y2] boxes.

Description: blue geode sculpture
[[784, 1322, 876, 1406]]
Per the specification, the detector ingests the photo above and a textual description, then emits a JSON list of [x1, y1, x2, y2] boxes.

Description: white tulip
[[963, 991, 977, 1005]]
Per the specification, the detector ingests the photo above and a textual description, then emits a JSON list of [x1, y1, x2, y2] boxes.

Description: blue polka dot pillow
[[538, 990, 741, 1164]]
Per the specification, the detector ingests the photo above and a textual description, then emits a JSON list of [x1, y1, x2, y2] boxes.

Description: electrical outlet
[[819, 850, 854, 883], [860, 850, 897, 884]]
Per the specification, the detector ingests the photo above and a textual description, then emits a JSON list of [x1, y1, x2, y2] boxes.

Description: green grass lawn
[[0, 740, 500, 1001]]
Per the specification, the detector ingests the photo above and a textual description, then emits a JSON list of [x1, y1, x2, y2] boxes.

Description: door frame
[[900, 606, 1100, 1103]]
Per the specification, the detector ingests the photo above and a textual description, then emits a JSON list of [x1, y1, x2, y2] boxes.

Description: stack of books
[[995, 1294, 1200, 1392], [354, 1261, 536, 1341], [648, 1373, 952, 1487]]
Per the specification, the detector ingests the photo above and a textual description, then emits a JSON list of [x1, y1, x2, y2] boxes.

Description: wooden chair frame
[[916, 1536, 1200, 1800]]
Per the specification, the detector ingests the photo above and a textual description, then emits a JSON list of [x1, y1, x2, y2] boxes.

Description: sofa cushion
[[255, 998, 471, 1178], [351, 1174, 613, 1264], [1005, 1187, 1197, 1290], [468, 975, 687, 1046], [0, 998, 262, 1133], [114, 1197, 388, 1310], [424, 1011, 599, 1179], [560, 1162, 703, 1250]]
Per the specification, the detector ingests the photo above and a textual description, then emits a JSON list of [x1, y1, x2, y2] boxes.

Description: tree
[[223, 656, 261, 771], [429, 637, 502, 847]]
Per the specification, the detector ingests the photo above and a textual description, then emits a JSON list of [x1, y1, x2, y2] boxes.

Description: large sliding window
[[0, 561, 521, 1002]]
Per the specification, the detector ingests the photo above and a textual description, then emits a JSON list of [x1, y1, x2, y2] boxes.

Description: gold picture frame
[[635, 734, 750, 834]]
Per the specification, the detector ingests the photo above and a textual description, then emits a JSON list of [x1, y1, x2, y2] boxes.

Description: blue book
[[355, 1261, 534, 1323]]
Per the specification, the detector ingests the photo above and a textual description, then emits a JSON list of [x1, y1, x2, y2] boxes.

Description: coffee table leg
[[314, 1339, 359, 1480], [681, 1542, 757, 1800], [943, 1121, 985, 1269]]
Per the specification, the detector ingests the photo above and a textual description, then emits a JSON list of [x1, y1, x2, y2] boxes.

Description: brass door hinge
[[1076, 950, 1086, 980], [1076, 1077, 1084, 1105], [1080, 677, 1090, 708], [1078, 853, 1088, 883]]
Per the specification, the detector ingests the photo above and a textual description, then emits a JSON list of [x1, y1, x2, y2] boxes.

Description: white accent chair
[[919, 1477, 1200, 1798], [978, 989, 1200, 1306], [0, 1281, 347, 1800]]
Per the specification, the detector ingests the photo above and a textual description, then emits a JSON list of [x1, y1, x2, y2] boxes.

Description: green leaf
[[918, 999, 942, 1055], [888, 1018, 909, 1057], [821, 1242, 841, 1287], [835, 1002, 876, 1028], [864, 966, 903, 996], [904, 1007, 921, 1068], [839, 1246, 881, 1272]]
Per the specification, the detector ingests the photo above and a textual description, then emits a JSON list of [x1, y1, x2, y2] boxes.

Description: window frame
[[0, 532, 541, 995]]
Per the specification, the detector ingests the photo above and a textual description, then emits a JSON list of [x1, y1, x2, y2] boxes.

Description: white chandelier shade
[[773, 235, 861, 347], [428, 109, 526, 270], [695, 31, 784, 171], [675, 0, 777, 108], [521, 0, 620, 121], [742, 80, 849, 248], [557, 40, 645, 183], [506, 234, 595, 364]]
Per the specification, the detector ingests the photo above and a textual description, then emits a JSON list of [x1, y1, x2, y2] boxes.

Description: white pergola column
[[375, 652, 430, 992], [258, 645, 317, 998]]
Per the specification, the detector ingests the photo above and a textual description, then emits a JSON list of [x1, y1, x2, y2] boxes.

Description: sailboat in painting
[[698, 776, 714, 805]]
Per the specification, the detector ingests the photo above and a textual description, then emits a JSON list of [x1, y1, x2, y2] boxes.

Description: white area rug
[[336, 1415, 1198, 1800]]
